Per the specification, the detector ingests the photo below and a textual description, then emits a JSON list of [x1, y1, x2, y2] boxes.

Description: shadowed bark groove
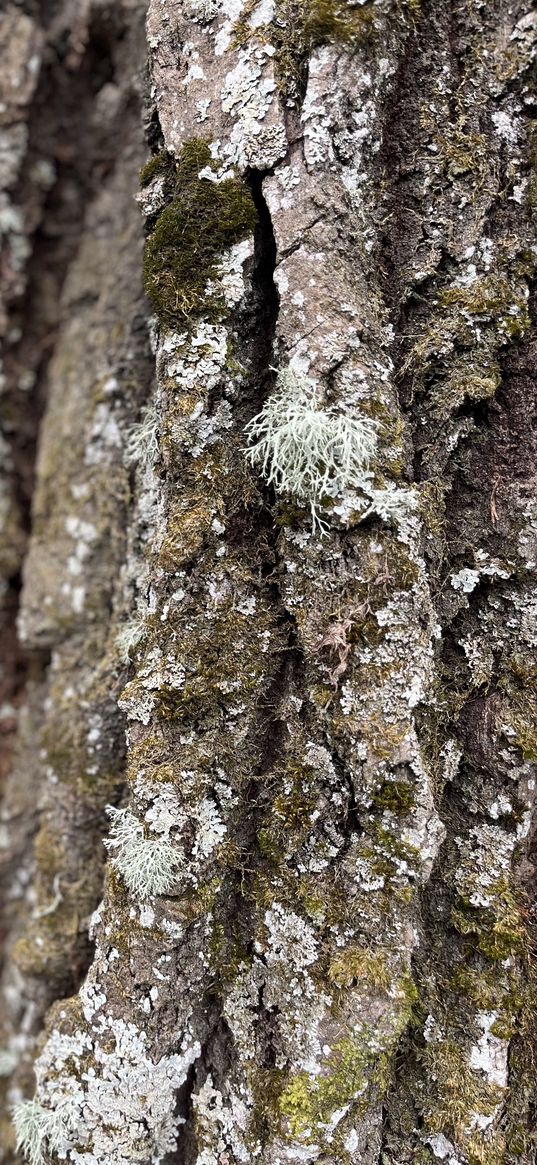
[[0, 1, 536, 1164]]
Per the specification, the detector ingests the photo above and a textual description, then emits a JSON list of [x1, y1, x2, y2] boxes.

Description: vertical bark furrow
[[375, 2, 537, 1161]]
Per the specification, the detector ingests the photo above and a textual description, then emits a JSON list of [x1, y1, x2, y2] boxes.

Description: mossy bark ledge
[[0, 1, 536, 1164]]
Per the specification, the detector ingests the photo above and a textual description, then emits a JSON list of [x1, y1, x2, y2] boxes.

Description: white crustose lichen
[[104, 806, 180, 897], [244, 367, 378, 531]]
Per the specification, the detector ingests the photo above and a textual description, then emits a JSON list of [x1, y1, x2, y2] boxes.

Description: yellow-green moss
[[143, 139, 256, 324], [497, 653, 537, 762], [260, 0, 380, 99], [266, 756, 320, 850], [428, 367, 500, 419], [208, 919, 252, 992], [450, 963, 524, 1020], [437, 277, 530, 340], [303, 0, 377, 47], [279, 983, 415, 1151], [279, 1036, 390, 1141], [417, 1037, 505, 1164], [328, 946, 391, 990], [158, 499, 213, 571], [452, 879, 527, 962], [360, 822, 420, 883]]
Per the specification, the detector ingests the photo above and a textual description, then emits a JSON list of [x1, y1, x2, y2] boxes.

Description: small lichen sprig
[[244, 368, 378, 532], [12, 1098, 74, 1165], [115, 613, 148, 664], [104, 807, 180, 897], [124, 401, 160, 469]]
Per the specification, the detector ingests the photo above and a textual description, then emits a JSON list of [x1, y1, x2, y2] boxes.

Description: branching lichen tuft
[[115, 614, 148, 664], [104, 807, 180, 897], [244, 367, 378, 531], [124, 401, 160, 469], [12, 1098, 74, 1165]]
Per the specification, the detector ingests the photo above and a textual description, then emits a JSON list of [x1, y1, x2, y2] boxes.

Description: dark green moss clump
[[372, 778, 416, 816], [140, 150, 173, 188], [143, 139, 256, 324]]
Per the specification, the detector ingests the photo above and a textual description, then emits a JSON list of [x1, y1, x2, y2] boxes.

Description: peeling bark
[[0, 2, 536, 1164]]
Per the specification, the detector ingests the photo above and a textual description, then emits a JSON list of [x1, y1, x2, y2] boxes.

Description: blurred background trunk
[[0, 1, 535, 1162]]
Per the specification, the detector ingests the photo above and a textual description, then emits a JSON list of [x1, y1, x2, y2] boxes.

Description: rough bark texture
[[0, 2, 536, 1164]]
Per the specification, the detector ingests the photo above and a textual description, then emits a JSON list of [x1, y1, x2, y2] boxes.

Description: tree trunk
[[1, 1, 536, 1163]]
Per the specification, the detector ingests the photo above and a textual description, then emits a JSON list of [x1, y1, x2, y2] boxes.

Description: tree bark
[[0, 1, 536, 1163]]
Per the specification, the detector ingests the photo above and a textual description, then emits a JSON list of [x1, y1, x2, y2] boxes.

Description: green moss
[[247, 1067, 287, 1151], [140, 150, 173, 188], [358, 713, 407, 761], [452, 879, 527, 961], [208, 919, 251, 991], [261, 0, 379, 100], [372, 778, 416, 816], [360, 822, 421, 881], [403, 257, 534, 426], [497, 652, 537, 762], [235, 0, 421, 107], [144, 596, 284, 728], [158, 498, 213, 570], [450, 963, 524, 1019], [279, 1036, 390, 1141], [279, 983, 415, 1151], [428, 367, 500, 420], [328, 946, 391, 990], [417, 1037, 505, 1162], [143, 139, 256, 324], [275, 501, 309, 528], [509, 719, 537, 762], [269, 759, 319, 842], [303, 0, 377, 47], [437, 277, 530, 340]]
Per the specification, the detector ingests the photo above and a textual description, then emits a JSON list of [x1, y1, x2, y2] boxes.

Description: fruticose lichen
[[7, 1, 536, 1164], [244, 366, 414, 533], [104, 807, 181, 897], [12, 1014, 201, 1165], [12, 1098, 75, 1165], [244, 366, 379, 530]]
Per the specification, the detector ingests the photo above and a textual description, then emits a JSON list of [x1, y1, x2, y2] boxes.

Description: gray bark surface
[[0, 2, 536, 1164]]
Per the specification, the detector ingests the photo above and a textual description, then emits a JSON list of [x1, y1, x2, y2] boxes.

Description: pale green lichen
[[0, 1048, 18, 1076], [115, 614, 149, 664], [12, 1098, 75, 1165], [123, 402, 160, 469], [244, 366, 378, 531], [104, 807, 180, 897]]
